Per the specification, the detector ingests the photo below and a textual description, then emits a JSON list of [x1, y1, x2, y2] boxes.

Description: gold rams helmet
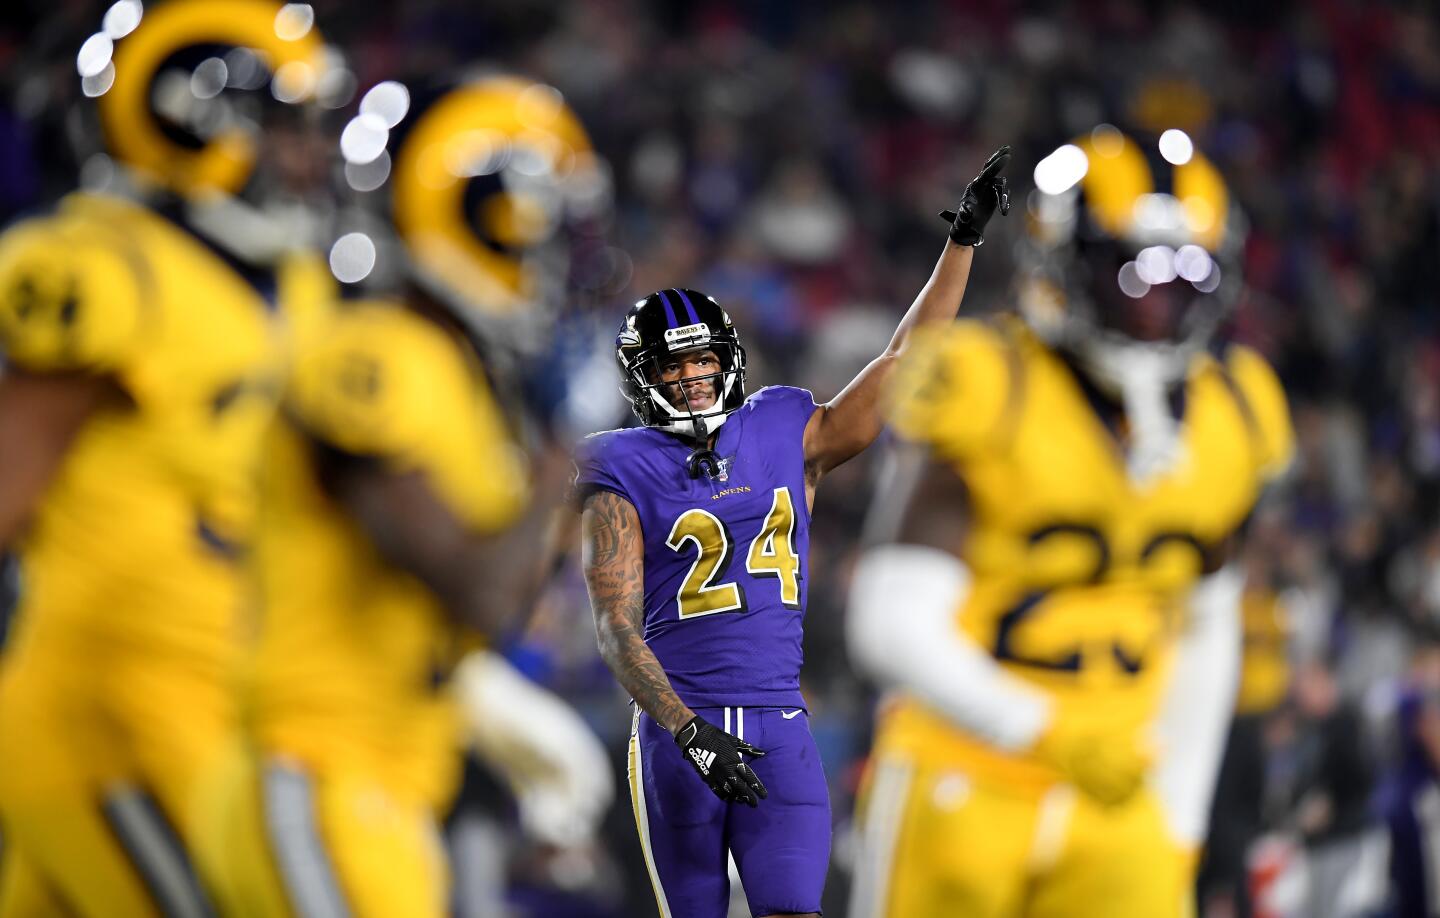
[[328, 74, 610, 342], [83, 0, 335, 199], [1019, 124, 1246, 383]]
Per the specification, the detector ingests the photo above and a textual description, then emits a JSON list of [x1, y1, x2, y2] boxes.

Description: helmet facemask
[[621, 341, 747, 440]]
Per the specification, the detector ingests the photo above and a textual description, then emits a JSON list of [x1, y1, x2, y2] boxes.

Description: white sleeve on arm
[[846, 544, 1052, 751], [1151, 564, 1245, 847], [453, 651, 615, 848]]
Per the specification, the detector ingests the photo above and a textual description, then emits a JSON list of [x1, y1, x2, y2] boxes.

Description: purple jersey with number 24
[[574, 385, 817, 711]]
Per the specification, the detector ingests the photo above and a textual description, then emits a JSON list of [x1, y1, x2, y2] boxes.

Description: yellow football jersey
[[0, 193, 298, 661], [877, 318, 1294, 787], [246, 300, 530, 809], [0, 192, 326, 917]]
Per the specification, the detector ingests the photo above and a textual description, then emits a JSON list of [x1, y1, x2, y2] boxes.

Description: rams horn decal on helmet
[[386, 76, 599, 319], [97, 0, 329, 197]]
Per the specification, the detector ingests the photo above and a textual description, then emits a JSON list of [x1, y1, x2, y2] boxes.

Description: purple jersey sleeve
[[572, 430, 631, 509], [744, 385, 820, 434]]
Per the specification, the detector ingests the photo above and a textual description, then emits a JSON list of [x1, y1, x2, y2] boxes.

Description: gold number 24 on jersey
[[665, 487, 801, 619]]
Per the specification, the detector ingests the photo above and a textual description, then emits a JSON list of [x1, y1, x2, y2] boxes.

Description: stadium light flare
[[1117, 261, 1150, 299], [516, 83, 565, 129], [1034, 144, 1089, 195], [1090, 123, 1125, 157], [1194, 263, 1222, 293], [1174, 244, 1212, 283], [329, 232, 377, 283], [77, 32, 114, 78], [1133, 192, 1187, 233], [360, 81, 410, 129], [102, 0, 143, 39], [315, 48, 356, 109], [273, 3, 314, 41], [340, 113, 389, 164], [1135, 245, 1178, 285], [223, 48, 265, 90], [190, 57, 228, 100], [345, 151, 391, 192], [443, 129, 509, 178], [1159, 129, 1194, 165], [271, 61, 315, 103], [82, 63, 117, 97]]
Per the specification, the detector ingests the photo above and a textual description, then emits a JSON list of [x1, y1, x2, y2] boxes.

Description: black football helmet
[[616, 288, 747, 439]]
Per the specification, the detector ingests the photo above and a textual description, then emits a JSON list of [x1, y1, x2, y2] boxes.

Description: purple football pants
[[628, 705, 831, 917]]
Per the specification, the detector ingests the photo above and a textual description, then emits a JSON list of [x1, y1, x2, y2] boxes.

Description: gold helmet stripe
[[1074, 132, 1152, 241], [1174, 155, 1230, 252]]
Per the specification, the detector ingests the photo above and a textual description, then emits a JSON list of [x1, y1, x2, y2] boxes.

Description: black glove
[[940, 145, 1012, 247], [675, 715, 768, 807]]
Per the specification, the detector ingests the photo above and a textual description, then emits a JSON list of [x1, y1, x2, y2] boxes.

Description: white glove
[[453, 651, 615, 848]]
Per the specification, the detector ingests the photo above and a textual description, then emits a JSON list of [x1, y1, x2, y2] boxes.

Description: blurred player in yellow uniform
[[846, 127, 1294, 917], [0, 2, 334, 915], [197, 75, 605, 917]]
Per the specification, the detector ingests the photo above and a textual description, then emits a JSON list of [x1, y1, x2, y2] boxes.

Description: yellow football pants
[[0, 646, 226, 918], [196, 742, 450, 918], [850, 752, 1189, 918]]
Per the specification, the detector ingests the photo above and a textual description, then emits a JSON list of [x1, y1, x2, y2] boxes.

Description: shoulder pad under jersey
[[0, 212, 149, 374], [886, 319, 1016, 461]]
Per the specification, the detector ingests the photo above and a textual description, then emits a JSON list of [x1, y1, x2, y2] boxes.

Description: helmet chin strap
[[1071, 335, 1190, 486], [653, 404, 728, 441], [673, 384, 728, 479], [645, 367, 737, 441]]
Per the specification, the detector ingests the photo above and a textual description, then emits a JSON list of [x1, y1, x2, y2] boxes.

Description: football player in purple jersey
[[574, 146, 1011, 918]]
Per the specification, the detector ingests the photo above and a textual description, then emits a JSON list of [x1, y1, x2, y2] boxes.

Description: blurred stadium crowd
[[2, 1, 1439, 916]]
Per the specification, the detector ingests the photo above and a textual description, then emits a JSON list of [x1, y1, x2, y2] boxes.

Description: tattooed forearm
[[581, 491, 694, 735], [598, 607, 695, 735]]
